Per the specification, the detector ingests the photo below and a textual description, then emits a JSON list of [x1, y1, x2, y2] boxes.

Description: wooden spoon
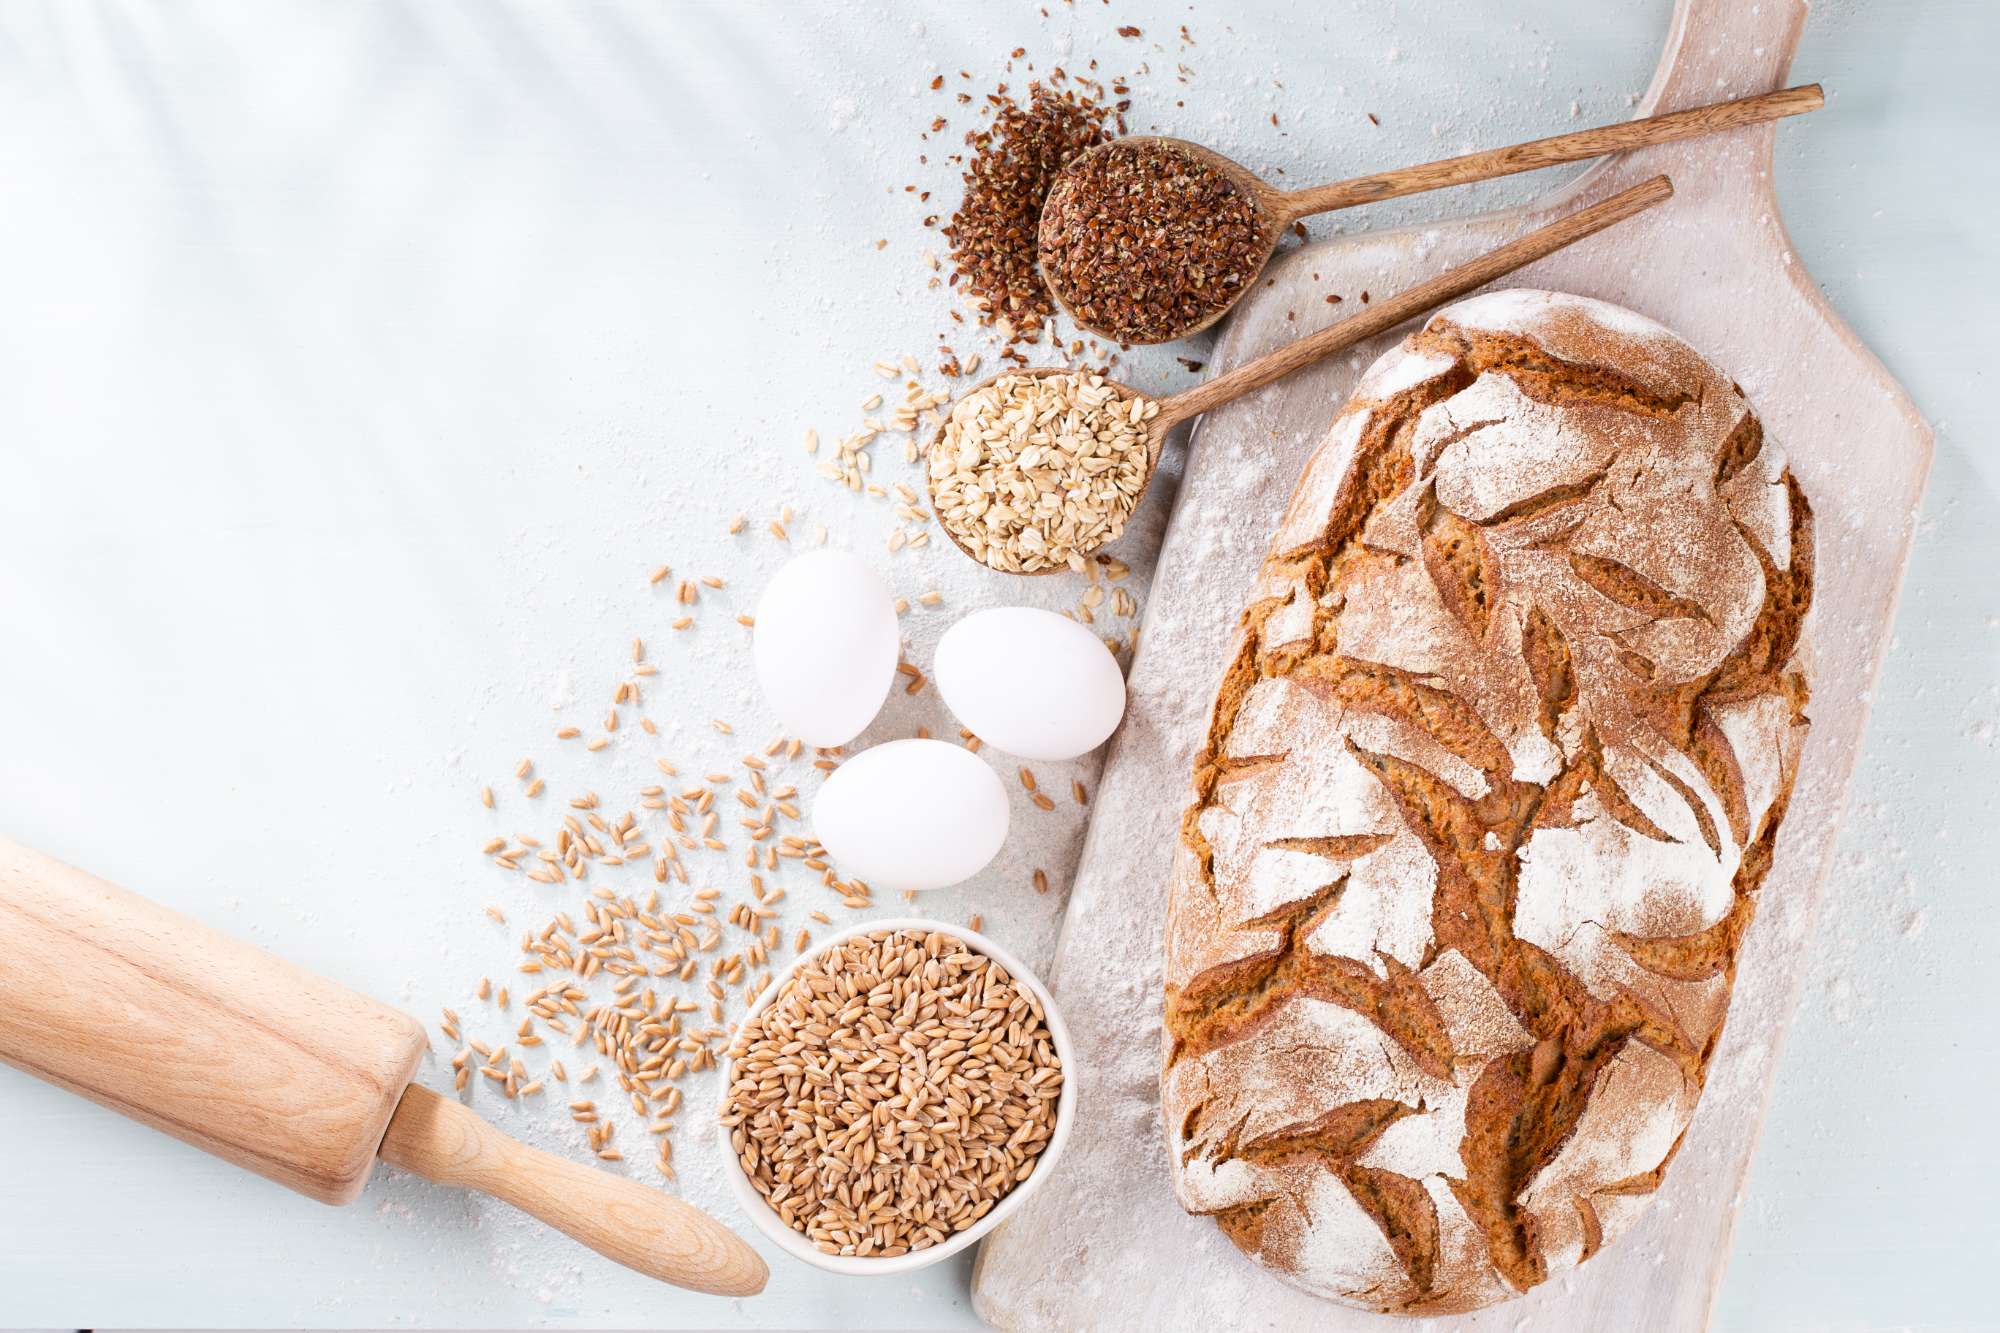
[[1041, 84, 1820, 344], [932, 175, 1672, 575]]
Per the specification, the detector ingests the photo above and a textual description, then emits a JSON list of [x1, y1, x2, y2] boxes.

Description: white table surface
[[1, 1, 1993, 1328]]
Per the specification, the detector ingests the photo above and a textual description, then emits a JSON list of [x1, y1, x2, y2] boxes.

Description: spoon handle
[[1274, 84, 1818, 223], [1155, 174, 1671, 430]]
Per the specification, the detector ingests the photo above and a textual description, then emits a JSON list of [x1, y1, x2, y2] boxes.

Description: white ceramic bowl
[[714, 916, 1077, 1276]]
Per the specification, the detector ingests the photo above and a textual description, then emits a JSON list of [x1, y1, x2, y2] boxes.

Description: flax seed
[[944, 82, 1117, 348]]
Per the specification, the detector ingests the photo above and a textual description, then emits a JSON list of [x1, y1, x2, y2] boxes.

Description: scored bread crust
[[1160, 290, 1814, 1314]]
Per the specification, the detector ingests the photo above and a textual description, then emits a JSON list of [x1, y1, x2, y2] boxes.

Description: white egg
[[753, 551, 898, 747], [811, 739, 1008, 891], [935, 607, 1126, 760]]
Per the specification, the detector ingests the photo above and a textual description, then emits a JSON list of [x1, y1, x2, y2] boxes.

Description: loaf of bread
[[1160, 290, 1814, 1313]]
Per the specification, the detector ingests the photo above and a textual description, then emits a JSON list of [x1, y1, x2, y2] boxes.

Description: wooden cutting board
[[971, 0, 1931, 1328]]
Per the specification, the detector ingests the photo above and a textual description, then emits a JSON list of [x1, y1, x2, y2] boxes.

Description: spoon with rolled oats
[[928, 176, 1669, 575]]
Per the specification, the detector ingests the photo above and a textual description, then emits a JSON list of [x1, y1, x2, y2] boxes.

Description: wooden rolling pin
[[0, 837, 767, 1298]]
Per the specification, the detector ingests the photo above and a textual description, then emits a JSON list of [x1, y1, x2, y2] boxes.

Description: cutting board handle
[[379, 1084, 768, 1297], [1538, 0, 1809, 242], [1643, 0, 1805, 118]]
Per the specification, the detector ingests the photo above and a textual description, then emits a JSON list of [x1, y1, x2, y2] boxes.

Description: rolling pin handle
[[378, 1083, 768, 1297]]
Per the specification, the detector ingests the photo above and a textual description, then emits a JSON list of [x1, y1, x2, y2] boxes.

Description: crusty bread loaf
[[1160, 290, 1814, 1313]]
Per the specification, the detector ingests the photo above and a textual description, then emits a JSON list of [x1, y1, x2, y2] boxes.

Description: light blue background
[[0, 1, 1992, 1327]]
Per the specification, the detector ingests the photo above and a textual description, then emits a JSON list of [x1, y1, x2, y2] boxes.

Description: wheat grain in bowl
[[927, 370, 1157, 574], [717, 919, 1073, 1273]]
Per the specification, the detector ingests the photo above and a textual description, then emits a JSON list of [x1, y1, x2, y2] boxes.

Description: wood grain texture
[[1152, 175, 1671, 429], [0, 837, 426, 1204], [973, 0, 1932, 1328], [1046, 87, 1815, 344], [1273, 84, 1821, 220], [378, 1085, 769, 1297]]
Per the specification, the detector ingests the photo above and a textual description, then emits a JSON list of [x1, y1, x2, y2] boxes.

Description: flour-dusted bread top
[[1160, 290, 1815, 1314]]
